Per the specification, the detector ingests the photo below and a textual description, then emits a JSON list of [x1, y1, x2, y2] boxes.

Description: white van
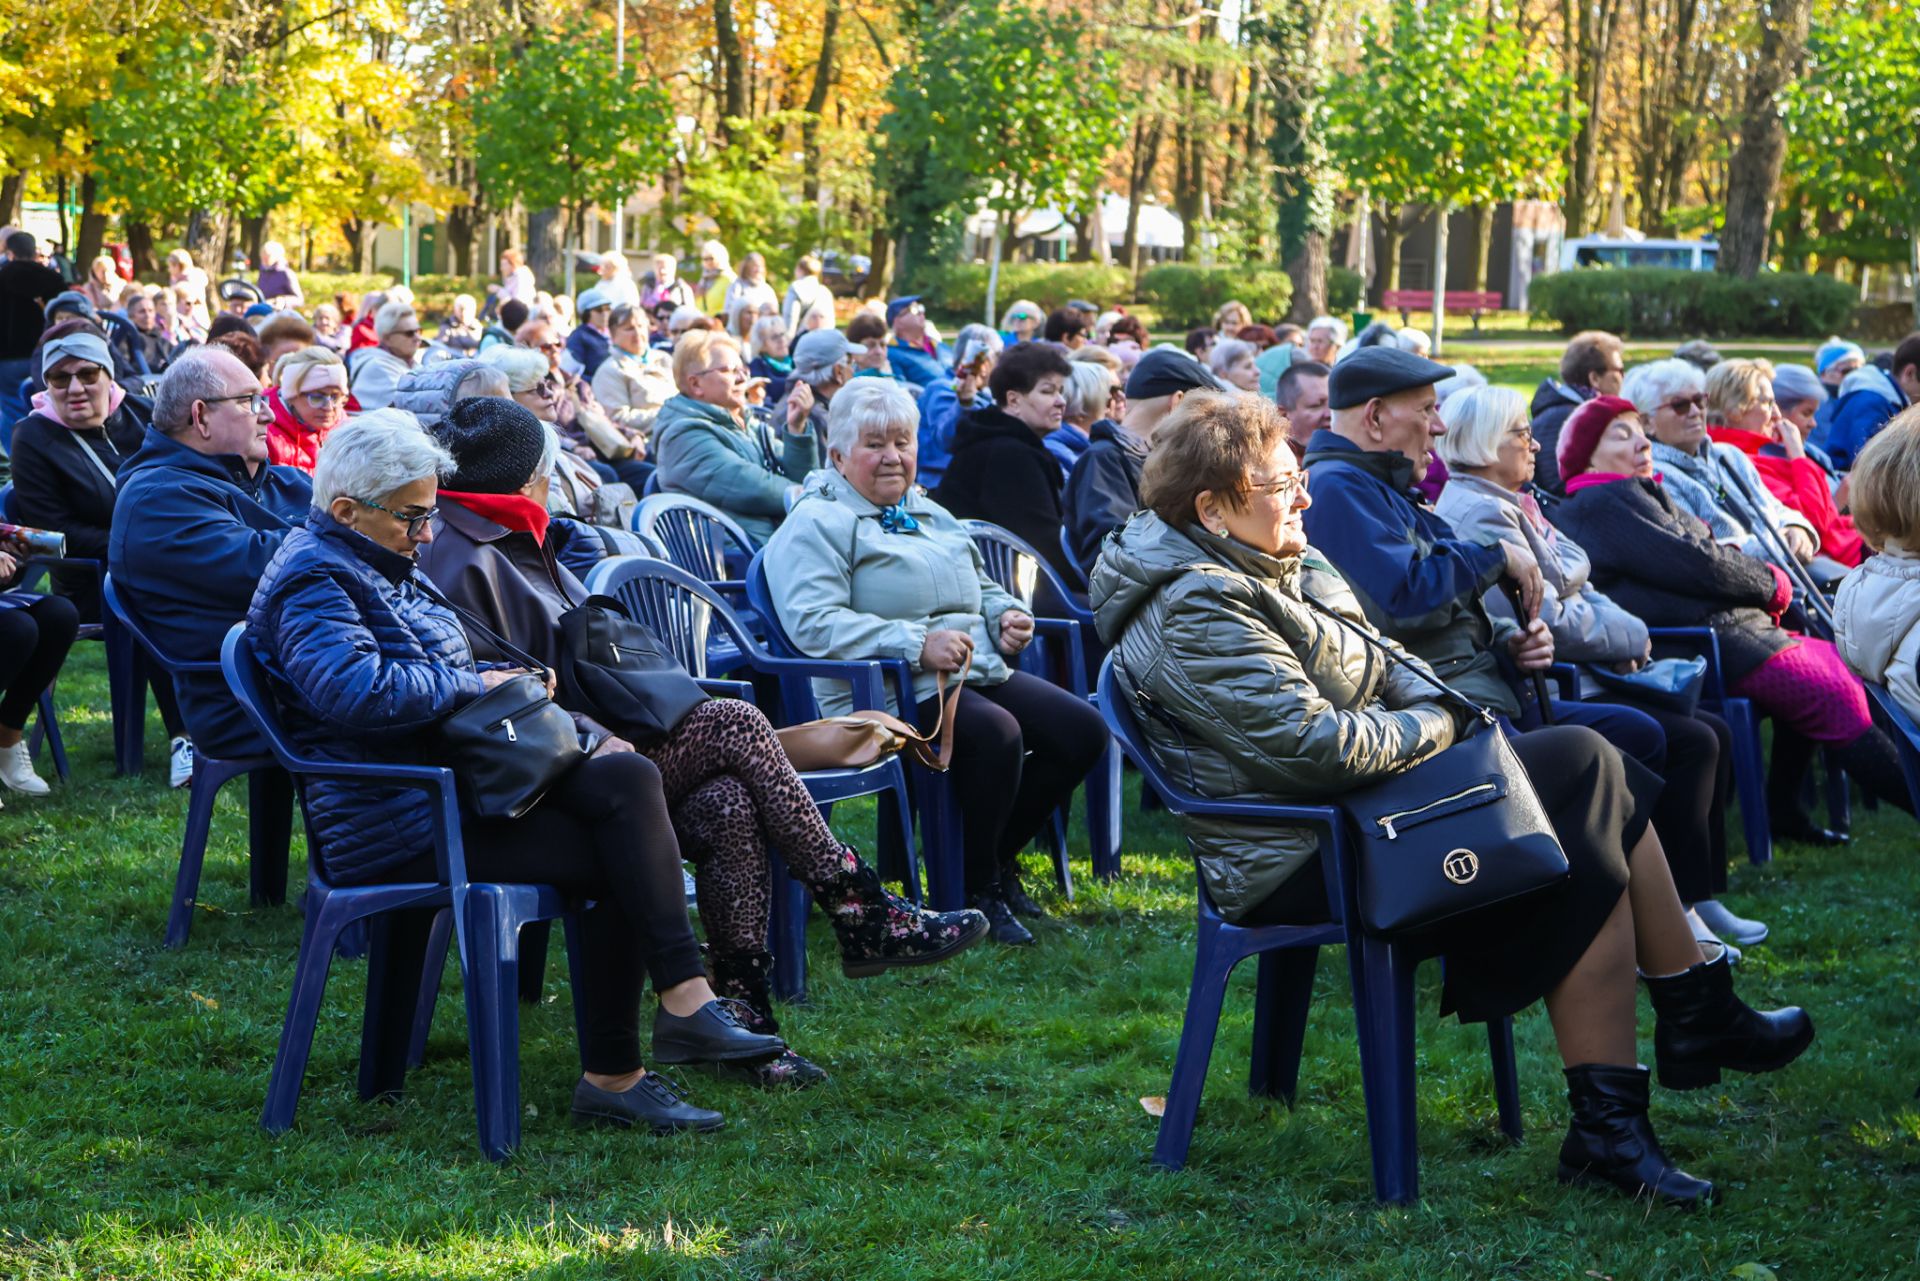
[[1558, 236, 1718, 272]]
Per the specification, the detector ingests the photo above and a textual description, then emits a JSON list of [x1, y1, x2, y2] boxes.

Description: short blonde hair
[[273, 344, 346, 395], [1705, 357, 1777, 423], [1436, 384, 1528, 469], [1140, 391, 1291, 527], [672, 329, 739, 393], [1212, 300, 1252, 332], [1845, 406, 1920, 551], [1072, 344, 1121, 374]]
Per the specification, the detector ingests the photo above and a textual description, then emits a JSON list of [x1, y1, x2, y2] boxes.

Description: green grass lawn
[[4, 648, 1920, 1279]]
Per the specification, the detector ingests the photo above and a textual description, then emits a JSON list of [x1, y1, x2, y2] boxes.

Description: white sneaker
[[1693, 898, 1769, 946], [169, 736, 195, 789], [0, 740, 50, 796]]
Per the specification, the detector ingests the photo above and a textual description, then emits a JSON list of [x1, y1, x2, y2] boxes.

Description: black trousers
[[384, 751, 703, 1075], [918, 670, 1108, 898], [0, 595, 78, 731]]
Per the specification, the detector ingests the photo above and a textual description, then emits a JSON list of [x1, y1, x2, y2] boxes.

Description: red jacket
[[265, 388, 330, 473], [1707, 426, 1863, 566]]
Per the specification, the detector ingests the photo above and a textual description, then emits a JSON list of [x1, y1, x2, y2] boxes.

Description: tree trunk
[[241, 213, 268, 267], [1718, 0, 1811, 278], [1561, 0, 1620, 238], [800, 0, 841, 203], [0, 172, 22, 226], [1382, 204, 1406, 295], [1910, 224, 1920, 329], [528, 206, 565, 289], [445, 203, 476, 277], [1286, 231, 1329, 323], [713, 0, 750, 141], [184, 208, 213, 260], [54, 173, 70, 253], [1471, 204, 1495, 293], [866, 227, 894, 300], [125, 220, 159, 276], [75, 172, 107, 271], [1124, 115, 1165, 275]]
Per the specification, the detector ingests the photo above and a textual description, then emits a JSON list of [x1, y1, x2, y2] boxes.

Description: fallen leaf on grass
[[1730, 1267, 1777, 1281], [1140, 1096, 1166, 1117], [188, 991, 219, 1011]]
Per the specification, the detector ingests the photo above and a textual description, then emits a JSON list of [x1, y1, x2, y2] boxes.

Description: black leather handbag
[[555, 594, 709, 747], [1300, 594, 1571, 937], [417, 579, 588, 820]]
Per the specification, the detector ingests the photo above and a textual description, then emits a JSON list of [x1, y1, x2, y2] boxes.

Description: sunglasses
[[47, 365, 109, 390], [1661, 395, 1707, 414], [392, 328, 422, 338], [356, 497, 437, 540]]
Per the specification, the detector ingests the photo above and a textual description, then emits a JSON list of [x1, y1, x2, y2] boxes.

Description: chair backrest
[[220, 623, 305, 772], [586, 555, 759, 679], [104, 573, 218, 673], [1866, 682, 1920, 813], [744, 548, 803, 658], [1058, 525, 1090, 590], [962, 519, 1092, 627], [1097, 657, 1206, 813], [633, 492, 756, 582]]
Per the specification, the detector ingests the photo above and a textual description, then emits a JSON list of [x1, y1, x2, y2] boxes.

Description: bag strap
[[901, 649, 968, 768], [1295, 589, 1498, 727], [412, 574, 552, 675], [70, 429, 121, 490]]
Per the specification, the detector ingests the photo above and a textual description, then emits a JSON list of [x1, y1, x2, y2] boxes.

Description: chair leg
[[1249, 947, 1318, 1104], [408, 908, 454, 1069], [1821, 749, 1851, 835], [918, 771, 966, 912], [1724, 699, 1771, 866], [262, 889, 348, 1134], [1089, 739, 1123, 881], [34, 688, 68, 783], [1049, 807, 1075, 901], [164, 767, 225, 949], [888, 776, 922, 906], [107, 623, 144, 777], [768, 853, 810, 1004], [518, 920, 552, 1005], [457, 886, 525, 1162], [359, 907, 440, 1102], [1487, 1018, 1523, 1143], [1152, 920, 1236, 1171], [247, 768, 294, 907], [1348, 934, 1421, 1205]]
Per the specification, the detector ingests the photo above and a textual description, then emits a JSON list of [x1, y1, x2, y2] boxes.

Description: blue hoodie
[[108, 428, 312, 756], [1822, 364, 1908, 470]]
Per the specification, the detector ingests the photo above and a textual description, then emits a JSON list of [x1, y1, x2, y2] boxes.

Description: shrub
[[1326, 266, 1364, 313], [906, 263, 1135, 322], [1137, 264, 1294, 328], [302, 272, 494, 324], [1525, 268, 1857, 339]]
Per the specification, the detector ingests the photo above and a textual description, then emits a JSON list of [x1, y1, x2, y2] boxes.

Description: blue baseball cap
[[886, 295, 923, 327]]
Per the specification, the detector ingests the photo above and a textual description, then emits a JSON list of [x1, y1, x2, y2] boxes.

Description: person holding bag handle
[[247, 413, 795, 1135], [414, 397, 987, 1089], [1090, 392, 1814, 1208]]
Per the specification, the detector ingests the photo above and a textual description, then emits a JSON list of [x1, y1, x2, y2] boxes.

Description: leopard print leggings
[[643, 698, 856, 955]]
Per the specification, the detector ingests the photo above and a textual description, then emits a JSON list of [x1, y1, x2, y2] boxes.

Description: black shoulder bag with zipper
[[553, 593, 710, 748], [415, 577, 588, 820], [1121, 583, 1568, 938]]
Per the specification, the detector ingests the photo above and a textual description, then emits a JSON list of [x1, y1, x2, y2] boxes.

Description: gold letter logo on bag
[[1443, 848, 1479, 885]]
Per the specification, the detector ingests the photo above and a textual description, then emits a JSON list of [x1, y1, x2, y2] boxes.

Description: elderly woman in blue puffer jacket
[[245, 410, 781, 1135]]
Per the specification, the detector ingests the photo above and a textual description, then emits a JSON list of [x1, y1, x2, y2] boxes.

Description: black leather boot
[[1645, 945, 1815, 1090], [709, 950, 829, 1089], [1000, 862, 1046, 919], [1557, 1064, 1715, 1207]]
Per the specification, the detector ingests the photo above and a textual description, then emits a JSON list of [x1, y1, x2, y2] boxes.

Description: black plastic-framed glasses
[[355, 497, 438, 540]]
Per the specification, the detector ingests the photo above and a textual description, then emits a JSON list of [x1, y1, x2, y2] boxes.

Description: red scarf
[[1564, 471, 1660, 494], [440, 490, 551, 545]]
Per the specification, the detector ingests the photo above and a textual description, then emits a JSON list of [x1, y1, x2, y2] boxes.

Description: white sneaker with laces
[[169, 736, 195, 789], [0, 739, 51, 796], [1693, 898, 1768, 946]]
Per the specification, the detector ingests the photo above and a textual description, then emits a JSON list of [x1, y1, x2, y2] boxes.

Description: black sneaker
[[973, 894, 1034, 946], [652, 998, 787, 1065], [570, 1073, 725, 1133]]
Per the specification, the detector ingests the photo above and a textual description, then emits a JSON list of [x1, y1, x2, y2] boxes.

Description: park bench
[[1379, 289, 1504, 333]]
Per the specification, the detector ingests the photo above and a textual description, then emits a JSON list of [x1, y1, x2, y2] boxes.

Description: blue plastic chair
[[963, 520, 1124, 883], [0, 482, 143, 775], [746, 549, 974, 912], [1098, 659, 1522, 1204], [589, 555, 919, 1001], [221, 624, 584, 1161], [1057, 525, 1091, 591], [105, 575, 294, 947]]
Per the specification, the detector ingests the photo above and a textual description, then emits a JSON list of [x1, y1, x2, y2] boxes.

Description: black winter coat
[[931, 405, 1076, 581], [1548, 476, 1793, 682], [1062, 418, 1148, 573], [7, 406, 147, 619]]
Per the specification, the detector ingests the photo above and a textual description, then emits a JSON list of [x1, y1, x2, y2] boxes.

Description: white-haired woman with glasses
[[347, 302, 423, 412], [765, 378, 1107, 946], [266, 346, 349, 473], [998, 300, 1043, 346], [652, 330, 816, 546], [246, 411, 786, 1134], [1433, 384, 1759, 951]]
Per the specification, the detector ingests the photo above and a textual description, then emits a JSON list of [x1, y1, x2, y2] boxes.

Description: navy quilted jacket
[[247, 510, 487, 884]]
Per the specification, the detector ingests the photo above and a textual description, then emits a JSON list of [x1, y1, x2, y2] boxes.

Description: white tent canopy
[[963, 193, 1185, 252]]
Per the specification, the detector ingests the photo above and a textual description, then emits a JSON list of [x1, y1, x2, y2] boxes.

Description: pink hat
[[1556, 395, 1640, 480]]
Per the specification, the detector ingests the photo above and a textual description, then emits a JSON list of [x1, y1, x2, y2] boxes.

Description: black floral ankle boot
[[708, 949, 828, 1089], [819, 857, 990, 978]]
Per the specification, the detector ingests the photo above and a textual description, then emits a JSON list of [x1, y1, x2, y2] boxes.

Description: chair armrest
[[273, 760, 469, 886], [1547, 662, 1579, 701], [1645, 627, 1727, 701], [699, 678, 758, 701], [736, 653, 890, 713], [1028, 616, 1089, 698]]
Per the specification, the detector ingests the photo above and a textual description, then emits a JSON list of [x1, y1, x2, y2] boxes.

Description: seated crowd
[[6, 221, 1920, 1203]]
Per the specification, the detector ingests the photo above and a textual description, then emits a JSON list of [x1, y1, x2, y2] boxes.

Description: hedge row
[[1526, 268, 1858, 339], [906, 264, 1137, 323], [1136, 265, 1294, 328], [302, 272, 495, 322]]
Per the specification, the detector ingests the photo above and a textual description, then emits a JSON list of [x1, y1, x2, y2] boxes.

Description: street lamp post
[[610, 0, 625, 257]]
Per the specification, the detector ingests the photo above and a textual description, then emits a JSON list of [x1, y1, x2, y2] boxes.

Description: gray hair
[[826, 377, 918, 459], [1772, 363, 1826, 411], [1434, 362, 1488, 407], [154, 346, 249, 436], [667, 304, 706, 336], [1064, 360, 1115, 423], [1622, 358, 1705, 416], [1396, 328, 1432, 356], [455, 366, 511, 402], [374, 301, 416, 340], [1306, 315, 1347, 343], [310, 410, 448, 509], [1207, 337, 1256, 378], [480, 345, 550, 393], [1436, 384, 1528, 469], [951, 323, 1003, 370]]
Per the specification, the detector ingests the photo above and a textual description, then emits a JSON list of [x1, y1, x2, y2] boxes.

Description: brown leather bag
[[776, 654, 968, 773]]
